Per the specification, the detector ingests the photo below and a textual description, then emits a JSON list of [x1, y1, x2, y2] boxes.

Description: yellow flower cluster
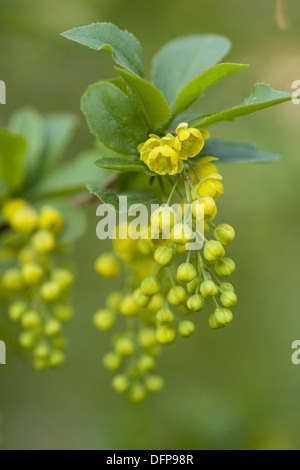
[[139, 123, 210, 176], [0, 199, 74, 370]]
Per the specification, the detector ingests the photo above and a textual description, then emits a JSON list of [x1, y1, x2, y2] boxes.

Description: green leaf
[[190, 83, 300, 128], [173, 63, 248, 117], [81, 81, 148, 155], [42, 113, 78, 172], [96, 156, 155, 175], [153, 34, 231, 108], [9, 107, 43, 183], [88, 184, 157, 212], [25, 151, 113, 199], [116, 68, 171, 130], [0, 129, 26, 193], [197, 139, 280, 163], [61, 22, 144, 77]]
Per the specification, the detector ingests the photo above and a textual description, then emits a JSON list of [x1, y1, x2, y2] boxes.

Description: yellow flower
[[191, 173, 224, 201], [139, 134, 183, 176], [188, 156, 219, 181], [176, 123, 210, 160]]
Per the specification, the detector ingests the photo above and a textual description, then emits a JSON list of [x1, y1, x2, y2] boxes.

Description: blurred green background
[[1, 0, 300, 450]]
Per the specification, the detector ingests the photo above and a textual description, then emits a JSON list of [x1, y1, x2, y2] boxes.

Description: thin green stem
[[167, 178, 179, 206]]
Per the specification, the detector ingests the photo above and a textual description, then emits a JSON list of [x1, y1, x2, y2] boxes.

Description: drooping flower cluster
[[139, 123, 210, 175], [0, 199, 74, 370], [93, 147, 237, 402]]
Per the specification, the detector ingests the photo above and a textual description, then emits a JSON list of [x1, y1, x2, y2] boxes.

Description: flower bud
[[208, 313, 218, 330], [21, 263, 43, 286], [10, 206, 38, 235], [174, 243, 188, 255], [32, 230, 56, 254], [156, 326, 176, 345], [93, 309, 116, 330], [112, 375, 129, 393], [9, 301, 27, 322], [214, 308, 233, 328], [178, 320, 195, 337], [21, 311, 41, 330], [167, 286, 187, 306], [34, 343, 51, 360], [103, 352, 122, 371], [2, 199, 27, 222], [151, 206, 178, 234], [220, 291, 238, 308], [2, 268, 23, 291], [145, 375, 164, 393], [156, 308, 175, 325], [106, 291, 123, 311], [115, 337, 135, 357], [177, 263, 197, 283], [140, 276, 161, 296], [52, 268, 74, 290], [19, 331, 36, 350], [203, 240, 225, 262], [171, 223, 193, 245], [215, 257, 236, 277], [49, 350, 65, 368], [44, 319, 62, 337], [138, 328, 157, 349], [213, 224, 235, 246], [200, 280, 218, 299], [154, 246, 176, 267], [147, 294, 164, 313], [192, 196, 217, 222], [40, 281, 61, 303], [54, 304, 74, 322], [120, 295, 140, 317], [129, 384, 147, 403], [186, 278, 198, 294], [18, 247, 36, 265], [187, 294, 205, 312], [220, 282, 235, 293], [133, 289, 150, 307], [38, 206, 64, 236], [95, 253, 120, 278], [138, 354, 155, 372], [34, 358, 49, 371]]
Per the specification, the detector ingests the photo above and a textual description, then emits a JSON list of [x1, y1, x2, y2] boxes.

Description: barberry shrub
[[63, 23, 297, 402], [0, 108, 112, 369]]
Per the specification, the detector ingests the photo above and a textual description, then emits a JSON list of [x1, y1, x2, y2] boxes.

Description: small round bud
[[34, 358, 49, 371], [2, 199, 27, 222], [115, 337, 135, 357], [156, 308, 175, 325], [138, 354, 155, 372], [200, 280, 219, 299], [154, 246, 176, 267], [2, 268, 23, 291], [147, 294, 164, 313], [178, 320, 195, 337], [174, 243, 188, 255], [177, 263, 197, 283], [103, 352, 122, 371], [18, 247, 36, 265], [34, 343, 51, 360], [220, 282, 235, 293], [167, 286, 187, 306], [49, 350, 65, 368], [120, 295, 140, 317], [213, 224, 235, 246], [145, 375, 164, 393], [44, 319, 62, 337], [151, 206, 178, 234], [38, 206, 64, 236], [187, 294, 205, 312], [21, 311, 41, 330], [9, 301, 27, 322], [192, 196, 217, 222], [156, 326, 176, 345], [21, 263, 43, 286], [10, 206, 38, 234], [129, 384, 147, 403], [19, 331, 36, 350], [95, 253, 120, 278], [186, 278, 198, 294], [220, 291, 238, 308], [214, 308, 233, 328], [40, 281, 61, 303], [171, 223, 193, 245], [32, 230, 56, 254], [112, 375, 129, 393], [215, 258, 236, 277], [208, 313, 219, 330], [140, 276, 161, 296], [93, 309, 116, 330], [54, 304, 74, 322], [52, 268, 74, 290], [133, 289, 150, 307], [106, 291, 123, 311], [204, 240, 225, 262], [138, 328, 157, 349]]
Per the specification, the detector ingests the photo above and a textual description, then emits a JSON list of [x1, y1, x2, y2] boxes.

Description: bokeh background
[[0, 0, 300, 450]]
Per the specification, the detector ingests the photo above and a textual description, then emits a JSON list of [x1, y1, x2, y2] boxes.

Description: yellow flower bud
[[112, 375, 129, 393], [103, 352, 122, 371], [200, 280, 219, 299], [186, 278, 199, 294], [129, 383, 147, 403], [9, 301, 27, 322], [156, 325, 176, 345], [156, 308, 175, 325], [208, 313, 219, 330], [115, 337, 135, 357], [204, 222, 210, 236], [52, 268, 74, 290], [133, 289, 150, 307], [171, 223, 193, 245], [94, 253, 120, 278], [21, 311, 41, 330], [44, 319, 62, 337], [220, 282, 235, 293], [214, 308, 233, 328], [145, 375, 164, 393], [178, 320, 195, 337], [40, 281, 61, 303], [10, 206, 38, 234], [174, 243, 188, 255], [138, 354, 155, 372], [147, 294, 164, 313], [32, 230, 56, 254], [138, 328, 157, 349], [140, 276, 161, 296], [192, 196, 217, 222], [187, 294, 205, 312], [154, 246, 176, 267], [34, 343, 51, 360], [93, 309, 116, 330], [19, 331, 36, 349], [2, 268, 23, 291], [215, 258, 236, 277], [220, 291, 238, 308], [21, 263, 43, 286], [203, 240, 225, 262], [49, 350, 65, 368], [106, 291, 123, 311], [18, 246, 36, 265], [38, 206, 64, 236], [190, 157, 219, 180], [213, 224, 235, 246], [2, 199, 27, 222], [120, 295, 140, 317], [167, 286, 187, 306], [151, 206, 178, 234], [177, 262, 197, 283], [54, 304, 74, 322]]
